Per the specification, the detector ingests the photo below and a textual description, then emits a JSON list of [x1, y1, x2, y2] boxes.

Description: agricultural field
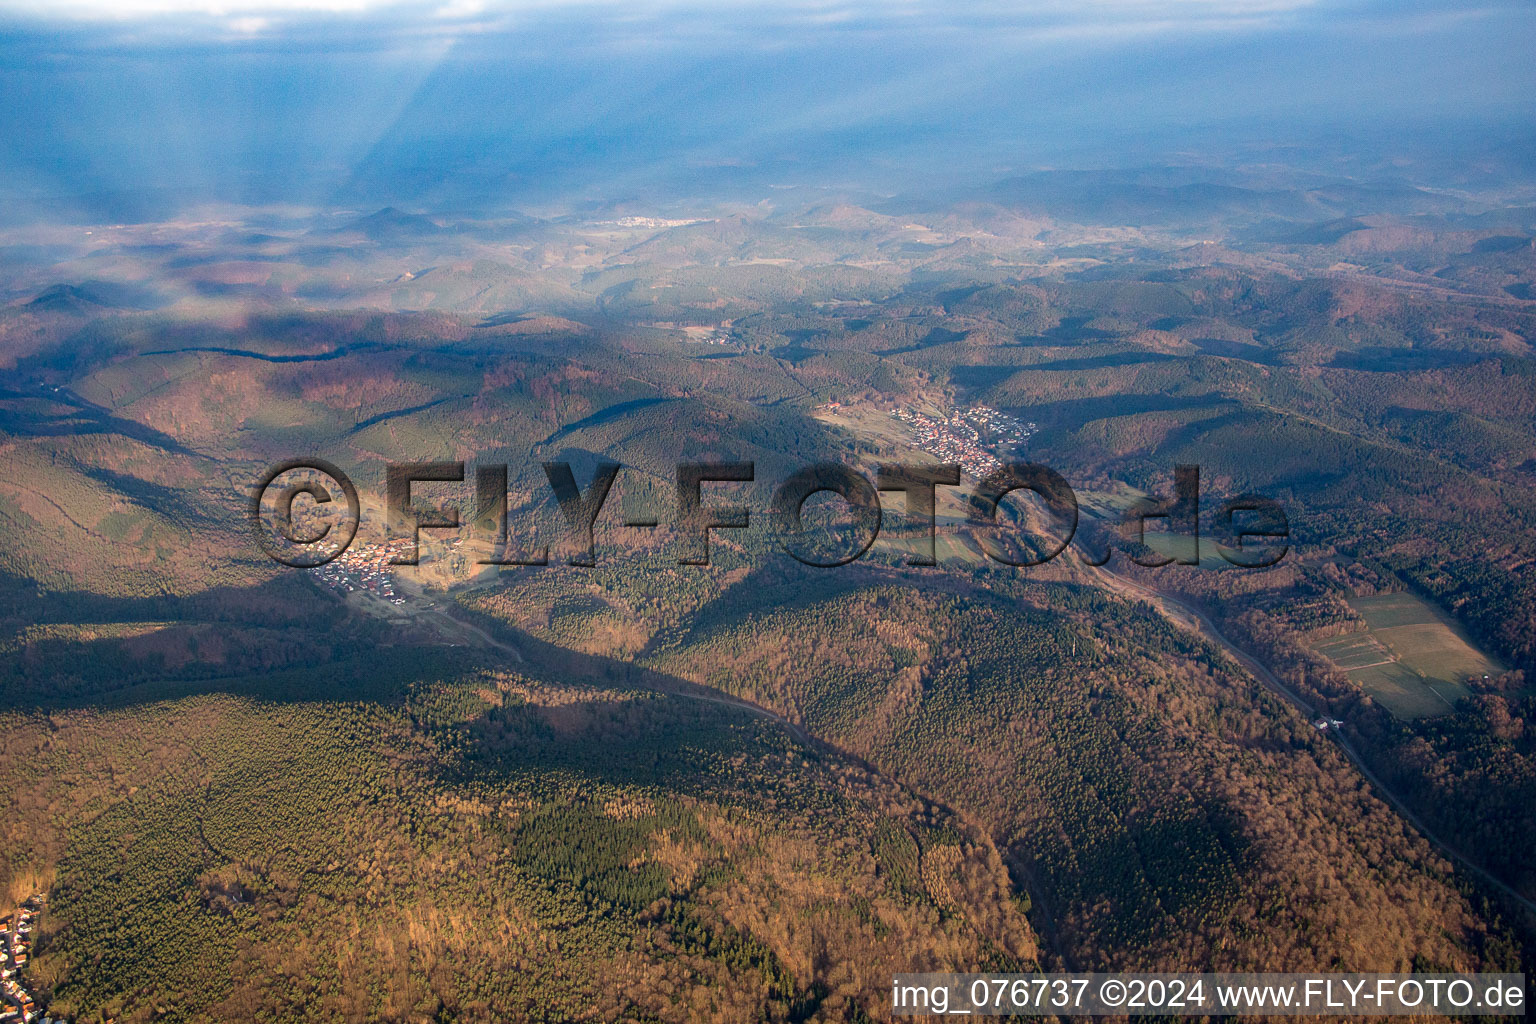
[[1137, 532, 1242, 571], [1312, 593, 1503, 718]]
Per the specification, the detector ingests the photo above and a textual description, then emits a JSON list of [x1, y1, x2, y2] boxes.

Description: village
[[891, 404, 1035, 478], [0, 895, 57, 1023], [307, 538, 412, 604]]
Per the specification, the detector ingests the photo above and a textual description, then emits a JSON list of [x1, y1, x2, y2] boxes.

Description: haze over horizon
[[3, 0, 1534, 221]]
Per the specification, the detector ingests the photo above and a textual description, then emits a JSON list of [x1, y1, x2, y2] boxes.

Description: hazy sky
[[2, 0, 1533, 217]]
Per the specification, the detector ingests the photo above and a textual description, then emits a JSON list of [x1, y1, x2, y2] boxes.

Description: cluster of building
[[892, 405, 1036, 477], [596, 216, 708, 229], [307, 539, 412, 604], [677, 324, 731, 345], [0, 896, 52, 1023]]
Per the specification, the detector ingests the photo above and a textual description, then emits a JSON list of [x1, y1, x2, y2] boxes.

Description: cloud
[[0, 0, 1329, 40], [2, 0, 1524, 58], [2, 0, 376, 17]]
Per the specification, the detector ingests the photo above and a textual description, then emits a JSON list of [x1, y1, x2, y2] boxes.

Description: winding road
[[429, 569, 1536, 925], [1090, 562, 1536, 921]]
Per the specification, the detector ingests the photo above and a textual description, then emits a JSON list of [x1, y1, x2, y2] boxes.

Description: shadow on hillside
[[0, 571, 414, 711], [1014, 391, 1237, 433]]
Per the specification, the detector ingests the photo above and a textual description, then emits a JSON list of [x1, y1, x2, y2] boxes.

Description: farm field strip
[[1310, 592, 1502, 718]]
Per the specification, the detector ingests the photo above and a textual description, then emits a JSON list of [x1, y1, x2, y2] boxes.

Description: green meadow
[[1313, 593, 1503, 718]]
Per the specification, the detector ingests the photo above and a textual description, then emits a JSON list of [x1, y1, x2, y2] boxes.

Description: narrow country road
[[432, 569, 1536, 938], [426, 602, 525, 662], [1091, 563, 1536, 921]]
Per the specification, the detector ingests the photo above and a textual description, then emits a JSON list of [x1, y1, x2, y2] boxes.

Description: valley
[[0, 169, 1533, 1020]]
